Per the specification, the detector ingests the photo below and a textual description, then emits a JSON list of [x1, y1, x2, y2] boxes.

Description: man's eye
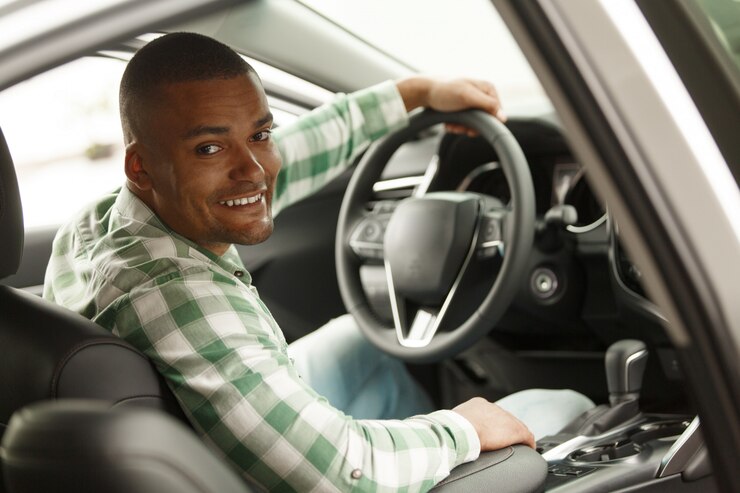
[[197, 144, 222, 155], [251, 130, 272, 142]]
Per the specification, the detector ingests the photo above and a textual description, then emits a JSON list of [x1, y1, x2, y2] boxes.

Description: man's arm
[[109, 275, 481, 492], [272, 80, 408, 215], [272, 77, 507, 214]]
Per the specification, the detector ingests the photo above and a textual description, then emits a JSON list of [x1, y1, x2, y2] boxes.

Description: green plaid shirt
[[44, 81, 479, 492]]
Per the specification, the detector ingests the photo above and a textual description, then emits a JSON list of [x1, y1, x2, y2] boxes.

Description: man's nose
[[229, 145, 265, 181]]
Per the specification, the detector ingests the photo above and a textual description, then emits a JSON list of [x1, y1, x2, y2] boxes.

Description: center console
[[540, 414, 706, 491], [431, 338, 715, 492], [534, 339, 713, 492]]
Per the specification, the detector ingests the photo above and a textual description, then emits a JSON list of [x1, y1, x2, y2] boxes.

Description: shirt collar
[[115, 185, 252, 285]]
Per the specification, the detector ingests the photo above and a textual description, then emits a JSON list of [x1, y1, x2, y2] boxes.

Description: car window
[[300, 0, 549, 113], [0, 57, 126, 229], [0, 54, 307, 229]]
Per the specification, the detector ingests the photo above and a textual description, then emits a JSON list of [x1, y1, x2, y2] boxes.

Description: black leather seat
[[0, 128, 221, 492], [2, 400, 250, 493], [0, 127, 180, 425]]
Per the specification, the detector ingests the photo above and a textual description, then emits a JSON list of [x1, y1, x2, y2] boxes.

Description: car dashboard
[[359, 112, 686, 410]]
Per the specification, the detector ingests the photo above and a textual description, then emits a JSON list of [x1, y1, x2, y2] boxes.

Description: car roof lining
[[169, 1, 413, 93]]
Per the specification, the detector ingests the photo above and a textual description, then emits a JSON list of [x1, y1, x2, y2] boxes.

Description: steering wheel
[[336, 109, 535, 363]]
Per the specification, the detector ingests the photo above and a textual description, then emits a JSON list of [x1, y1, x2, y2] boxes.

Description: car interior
[[0, 1, 726, 492]]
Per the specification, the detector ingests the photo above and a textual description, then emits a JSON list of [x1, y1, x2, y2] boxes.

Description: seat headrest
[[0, 128, 24, 279]]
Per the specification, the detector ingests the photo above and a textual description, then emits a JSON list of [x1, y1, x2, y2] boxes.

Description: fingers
[[406, 76, 507, 130], [452, 398, 536, 451], [502, 414, 536, 450], [462, 79, 506, 122], [444, 123, 478, 137], [491, 408, 535, 449], [515, 416, 536, 449], [438, 79, 506, 137]]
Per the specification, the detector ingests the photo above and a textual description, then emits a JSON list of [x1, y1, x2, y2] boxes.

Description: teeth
[[220, 194, 262, 207]]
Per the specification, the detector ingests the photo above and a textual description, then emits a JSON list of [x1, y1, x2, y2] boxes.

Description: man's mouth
[[218, 193, 264, 207]]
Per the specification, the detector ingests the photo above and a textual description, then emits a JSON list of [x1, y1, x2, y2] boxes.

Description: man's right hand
[[452, 397, 536, 451]]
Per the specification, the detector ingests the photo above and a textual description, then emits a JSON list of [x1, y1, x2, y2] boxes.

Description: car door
[[492, 0, 740, 490]]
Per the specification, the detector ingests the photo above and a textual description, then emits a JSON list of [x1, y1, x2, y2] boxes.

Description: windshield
[[300, 0, 549, 112]]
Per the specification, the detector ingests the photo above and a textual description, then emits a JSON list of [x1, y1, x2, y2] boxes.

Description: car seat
[[2, 400, 251, 493]]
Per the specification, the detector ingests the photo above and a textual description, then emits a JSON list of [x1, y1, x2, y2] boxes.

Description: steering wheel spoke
[[413, 154, 440, 198], [386, 277, 445, 349]]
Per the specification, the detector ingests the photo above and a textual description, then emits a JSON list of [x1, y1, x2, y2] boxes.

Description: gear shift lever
[[560, 339, 649, 436], [605, 339, 649, 406]]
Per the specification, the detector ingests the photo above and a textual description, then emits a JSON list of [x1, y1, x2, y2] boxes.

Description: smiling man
[[122, 71, 279, 252], [44, 33, 592, 492]]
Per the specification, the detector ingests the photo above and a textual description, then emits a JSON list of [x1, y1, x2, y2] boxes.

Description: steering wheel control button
[[482, 216, 502, 241], [531, 267, 558, 300], [362, 221, 382, 242], [477, 210, 505, 259], [349, 217, 390, 260]]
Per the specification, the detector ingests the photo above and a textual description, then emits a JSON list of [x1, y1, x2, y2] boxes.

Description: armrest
[[433, 445, 547, 493]]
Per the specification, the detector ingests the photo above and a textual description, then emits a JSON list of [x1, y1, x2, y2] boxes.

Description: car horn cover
[[384, 192, 480, 305]]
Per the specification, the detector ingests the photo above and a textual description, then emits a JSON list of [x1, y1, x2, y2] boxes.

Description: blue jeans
[[288, 314, 594, 439]]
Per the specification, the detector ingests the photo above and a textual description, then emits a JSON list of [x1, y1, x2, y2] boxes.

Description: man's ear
[[124, 143, 152, 191]]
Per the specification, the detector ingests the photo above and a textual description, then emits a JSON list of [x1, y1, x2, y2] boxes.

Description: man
[[44, 33, 592, 491]]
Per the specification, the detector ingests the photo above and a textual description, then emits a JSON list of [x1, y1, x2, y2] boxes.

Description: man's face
[[129, 73, 281, 255]]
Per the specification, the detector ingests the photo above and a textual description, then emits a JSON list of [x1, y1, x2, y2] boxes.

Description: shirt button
[[234, 270, 245, 278], [350, 469, 362, 480]]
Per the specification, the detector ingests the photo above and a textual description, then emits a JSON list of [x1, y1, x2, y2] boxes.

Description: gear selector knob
[[605, 339, 648, 406]]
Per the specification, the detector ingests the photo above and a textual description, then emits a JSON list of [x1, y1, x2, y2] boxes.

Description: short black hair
[[119, 32, 256, 143]]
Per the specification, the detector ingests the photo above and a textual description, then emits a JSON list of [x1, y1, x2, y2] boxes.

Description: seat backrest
[[0, 128, 186, 490], [0, 285, 188, 428]]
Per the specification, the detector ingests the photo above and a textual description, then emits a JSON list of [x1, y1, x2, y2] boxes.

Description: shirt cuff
[[348, 79, 409, 140]]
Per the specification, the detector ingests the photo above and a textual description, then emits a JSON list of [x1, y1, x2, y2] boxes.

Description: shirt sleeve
[[272, 80, 408, 215], [109, 273, 480, 493]]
